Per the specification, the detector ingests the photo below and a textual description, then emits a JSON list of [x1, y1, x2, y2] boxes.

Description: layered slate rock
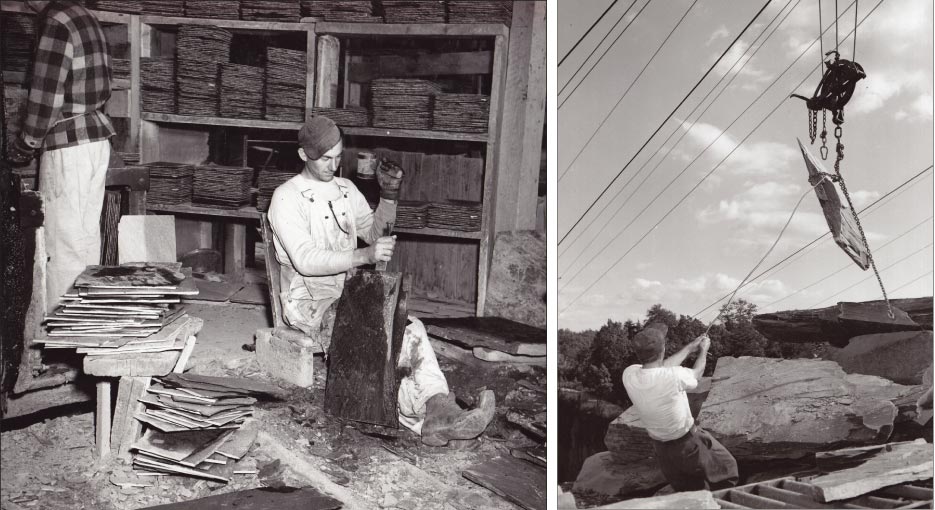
[[824, 331, 933, 385], [811, 440, 934, 502], [483, 231, 546, 329], [695, 357, 922, 461], [572, 452, 666, 497]]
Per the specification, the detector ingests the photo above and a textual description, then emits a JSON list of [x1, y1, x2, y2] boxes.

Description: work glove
[[7, 136, 37, 165], [376, 158, 404, 201]]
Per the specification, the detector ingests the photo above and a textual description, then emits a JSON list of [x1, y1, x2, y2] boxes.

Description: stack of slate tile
[[264, 47, 306, 122], [141, 57, 177, 114], [299, 0, 327, 18], [308, 107, 370, 127], [111, 58, 131, 82], [396, 201, 430, 229], [183, 0, 241, 19], [1, 14, 35, 74], [382, 0, 446, 23], [191, 165, 253, 210], [142, 0, 185, 16], [176, 26, 232, 117], [305, 1, 382, 22], [130, 374, 284, 481], [370, 78, 441, 130], [146, 162, 194, 205], [432, 93, 489, 133], [220, 64, 264, 119], [240, 0, 301, 21], [256, 169, 294, 212], [38, 263, 195, 340], [427, 200, 482, 231], [447, 0, 513, 25], [87, 0, 143, 13]]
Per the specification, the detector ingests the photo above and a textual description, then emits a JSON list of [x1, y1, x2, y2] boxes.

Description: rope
[[834, 0, 839, 52], [853, 0, 858, 58], [702, 176, 829, 334], [819, 0, 824, 64]]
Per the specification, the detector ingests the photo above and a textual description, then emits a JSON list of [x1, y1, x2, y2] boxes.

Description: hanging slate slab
[[797, 138, 870, 269]]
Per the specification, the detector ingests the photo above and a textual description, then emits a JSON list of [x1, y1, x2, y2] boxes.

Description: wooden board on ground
[[422, 316, 546, 356], [188, 278, 243, 302], [325, 269, 404, 428], [462, 455, 546, 510], [136, 486, 342, 510], [118, 215, 177, 264], [230, 282, 268, 305], [809, 440, 934, 502], [112, 376, 152, 459]]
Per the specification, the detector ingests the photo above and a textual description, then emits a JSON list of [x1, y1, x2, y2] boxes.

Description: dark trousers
[[651, 425, 739, 492]]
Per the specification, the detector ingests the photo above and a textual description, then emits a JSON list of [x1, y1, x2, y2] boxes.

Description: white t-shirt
[[621, 365, 697, 441]]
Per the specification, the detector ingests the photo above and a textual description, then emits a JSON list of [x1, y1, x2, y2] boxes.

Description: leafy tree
[[645, 304, 677, 328]]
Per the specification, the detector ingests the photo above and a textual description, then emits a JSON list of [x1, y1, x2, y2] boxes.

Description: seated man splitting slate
[[622, 323, 739, 491], [268, 116, 495, 446]]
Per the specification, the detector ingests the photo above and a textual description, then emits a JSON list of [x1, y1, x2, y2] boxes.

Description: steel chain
[[832, 127, 895, 319], [820, 110, 829, 160], [809, 110, 817, 144]]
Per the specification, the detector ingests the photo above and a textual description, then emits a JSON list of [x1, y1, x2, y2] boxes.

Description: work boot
[[421, 390, 496, 447]]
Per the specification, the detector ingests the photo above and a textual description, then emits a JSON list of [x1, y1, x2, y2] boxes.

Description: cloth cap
[[632, 322, 668, 363], [298, 116, 341, 160]]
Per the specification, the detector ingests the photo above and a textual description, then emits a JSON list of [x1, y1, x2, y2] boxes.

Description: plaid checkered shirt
[[22, 1, 115, 151]]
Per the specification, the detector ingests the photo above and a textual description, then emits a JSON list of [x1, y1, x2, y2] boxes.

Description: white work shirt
[[622, 365, 697, 441]]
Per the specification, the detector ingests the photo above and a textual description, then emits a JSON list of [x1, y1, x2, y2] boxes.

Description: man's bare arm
[[691, 336, 710, 380], [662, 337, 703, 367]]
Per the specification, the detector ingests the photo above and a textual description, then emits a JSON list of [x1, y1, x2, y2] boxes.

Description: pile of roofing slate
[[131, 373, 286, 482], [264, 47, 306, 122], [39, 262, 195, 341], [141, 57, 177, 114]]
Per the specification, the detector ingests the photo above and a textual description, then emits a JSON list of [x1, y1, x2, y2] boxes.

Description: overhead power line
[[559, 0, 886, 309], [890, 270, 934, 295], [691, 164, 933, 318], [559, 0, 620, 68], [558, 0, 643, 98], [559, 0, 801, 266], [559, 0, 773, 247], [759, 215, 933, 311], [805, 241, 933, 309], [559, 0, 700, 177]]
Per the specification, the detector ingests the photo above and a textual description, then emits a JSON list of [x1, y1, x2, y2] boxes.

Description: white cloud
[[862, 0, 931, 52], [634, 278, 662, 289], [680, 122, 798, 176], [706, 25, 730, 46], [847, 190, 881, 209], [911, 94, 934, 119]]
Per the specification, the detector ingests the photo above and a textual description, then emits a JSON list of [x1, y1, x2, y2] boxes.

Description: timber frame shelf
[[0, 5, 512, 315]]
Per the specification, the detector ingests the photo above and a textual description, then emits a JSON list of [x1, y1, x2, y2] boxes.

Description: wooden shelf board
[[310, 21, 508, 38], [142, 112, 303, 130], [1, 1, 128, 23], [394, 227, 482, 240], [342, 126, 488, 142], [141, 15, 308, 32], [148, 202, 261, 220]]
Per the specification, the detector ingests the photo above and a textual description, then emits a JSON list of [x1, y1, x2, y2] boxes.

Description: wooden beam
[[96, 380, 112, 459], [346, 51, 492, 82], [880, 485, 935, 501], [129, 14, 141, 152], [315, 35, 340, 108], [311, 21, 508, 37], [729, 490, 798, 509], [111, 376, 150, 460], [224, 222, 246, 281]]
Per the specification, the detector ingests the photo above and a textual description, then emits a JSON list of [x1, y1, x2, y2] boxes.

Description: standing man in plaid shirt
[[8, 0, 116, 310]]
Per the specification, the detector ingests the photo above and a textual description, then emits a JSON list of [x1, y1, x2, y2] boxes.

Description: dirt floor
[[1, 301, 545, 510]]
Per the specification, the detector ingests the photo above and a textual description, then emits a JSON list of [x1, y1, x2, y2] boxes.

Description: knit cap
[[632, 322, 668, 363], [298, 116, 341, 159]]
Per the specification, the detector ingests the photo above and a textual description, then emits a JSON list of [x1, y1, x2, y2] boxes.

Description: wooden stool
[[83, 316, 202, 460]]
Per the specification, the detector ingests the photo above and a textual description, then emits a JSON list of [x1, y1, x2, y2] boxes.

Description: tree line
[[558, 299, 824, 405]]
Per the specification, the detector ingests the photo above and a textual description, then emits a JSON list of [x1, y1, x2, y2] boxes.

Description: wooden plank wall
[[341, 146, 482, 304]]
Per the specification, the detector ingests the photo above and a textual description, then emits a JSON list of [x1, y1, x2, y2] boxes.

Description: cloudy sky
[[558, 0, 933, 331]]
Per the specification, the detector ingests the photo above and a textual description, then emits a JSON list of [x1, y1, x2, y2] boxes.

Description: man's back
[[622, 365, 696, 441]]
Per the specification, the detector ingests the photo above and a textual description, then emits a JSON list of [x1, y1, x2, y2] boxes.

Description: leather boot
[[421, 390, 495, 447]]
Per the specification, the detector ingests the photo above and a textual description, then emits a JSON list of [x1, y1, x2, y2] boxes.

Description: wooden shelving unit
[[1, 0, 512, 316]]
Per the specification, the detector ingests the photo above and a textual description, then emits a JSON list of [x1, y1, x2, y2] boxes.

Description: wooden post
[[305, 27, 317, 121], [129, 14, 141, 153], [495, 1, 546, 232], [224, 222, 246, 281], [96, 380, 112, 459], [315, 35, 340, 107]]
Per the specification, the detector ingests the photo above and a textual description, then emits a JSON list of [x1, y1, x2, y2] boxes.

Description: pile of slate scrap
[[131, 373, 286, 482], [40, 262, 197, 340]]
